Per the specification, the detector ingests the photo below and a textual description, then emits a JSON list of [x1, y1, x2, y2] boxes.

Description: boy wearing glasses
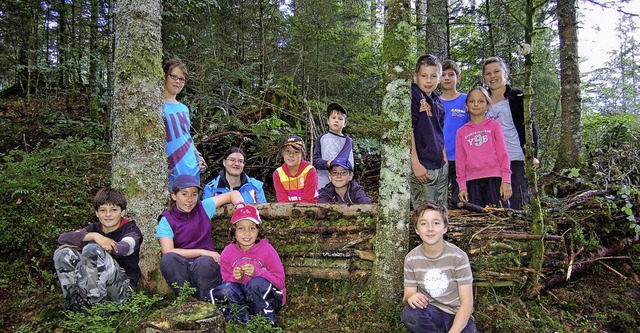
[[318, 158, 370, 204], [273, 135, 319, 203], [163, 60, 208, 189], [313, 102, 354, 189]]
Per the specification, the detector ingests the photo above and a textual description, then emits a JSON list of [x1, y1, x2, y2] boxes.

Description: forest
[[0, 0, 639, 332]]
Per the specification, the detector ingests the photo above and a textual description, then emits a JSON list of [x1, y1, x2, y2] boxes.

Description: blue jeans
[[212, 277, 283, 324], [160, 252, 222, 301], [400, 304, 477, 333]]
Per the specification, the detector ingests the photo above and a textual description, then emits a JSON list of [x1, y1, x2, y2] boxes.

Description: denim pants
[[53, 244, 131, 305], [400, 304, 477, 333], [211, 277, 283, 324], [160, 252, 222, 301]]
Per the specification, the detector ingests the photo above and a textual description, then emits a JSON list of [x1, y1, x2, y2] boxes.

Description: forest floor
[[1, 93, 640, 332]]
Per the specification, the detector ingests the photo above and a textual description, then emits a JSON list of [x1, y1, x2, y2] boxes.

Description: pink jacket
[[219, 238, 287, 305], [455, 118, 511, 190]]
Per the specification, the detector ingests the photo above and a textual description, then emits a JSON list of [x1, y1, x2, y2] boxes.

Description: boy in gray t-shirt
[[401, 200, 477, 333]]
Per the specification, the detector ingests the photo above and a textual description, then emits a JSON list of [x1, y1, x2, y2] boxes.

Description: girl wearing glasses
[[203, 147, 267, 204], [163, 60, 207, 189], [318, 157, 371, 204]]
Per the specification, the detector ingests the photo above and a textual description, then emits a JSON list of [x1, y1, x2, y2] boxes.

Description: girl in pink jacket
[[211, 205, 286, 325], [455, 87, 512, 208]]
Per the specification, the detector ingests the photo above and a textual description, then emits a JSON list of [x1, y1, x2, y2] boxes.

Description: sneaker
[[64, 292, 91, 312]]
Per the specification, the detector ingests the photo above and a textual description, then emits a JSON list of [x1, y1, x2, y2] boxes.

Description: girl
[[482, 57, 539, 209], [455, 87, 512, 207], [162, 60, 207, 188], [212, 205, 286, 324], [203, 146, 267, 204], [156, 174, 244, 301], [272, 135, 319, 203]]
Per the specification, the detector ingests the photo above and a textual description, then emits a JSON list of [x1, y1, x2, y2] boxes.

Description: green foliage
[[0, 136, 110, 282], [226, 314, 284, 333], [582, 113, 639, 150], [171, 281, 198, 305], [60, 291, 163, 333]]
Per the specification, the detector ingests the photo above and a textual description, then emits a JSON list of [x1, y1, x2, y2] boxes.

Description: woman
[[203, 147, 267, 204], [482, 57, 539, 210]]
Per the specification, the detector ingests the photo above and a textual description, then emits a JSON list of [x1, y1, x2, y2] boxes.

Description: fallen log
[[538, 234, 639, 293], [215, 202, 378, 219]]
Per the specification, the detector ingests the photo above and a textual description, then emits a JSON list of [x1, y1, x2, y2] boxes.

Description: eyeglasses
[[226, 158, 244, 165], [167, 73, 186, 83], [330, 170, 350, 177]]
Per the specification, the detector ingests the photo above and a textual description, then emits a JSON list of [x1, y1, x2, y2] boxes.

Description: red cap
[[230, 205, 262, 225]]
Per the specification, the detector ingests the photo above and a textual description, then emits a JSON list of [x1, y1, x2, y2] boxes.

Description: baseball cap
[[171, 174, 202, 192], [327, 102, 347, 116], [329, 157, 353, 171], [230, 205, 262, 225], [281, 135, 305, 151]]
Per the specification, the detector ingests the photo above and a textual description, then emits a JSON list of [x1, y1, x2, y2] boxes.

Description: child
[[203, 146, 267, 204], [313, 102, 355, 189], [440, 60, 470, 209], [455, 87, 512, 207], [156, 174, 244, 301], [482, 56, 539, 210], [212, 205, 286, 324], [163, 60, 207, 188], [53, 188, 143, 311], [400, 200, 477, 333], [318, 157, 371, 204], [410, 54, 448, 208], [273, 135, 319, 203]]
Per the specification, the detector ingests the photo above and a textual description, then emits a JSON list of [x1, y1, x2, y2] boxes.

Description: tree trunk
[[522, 0, 546, 298], [370, 0, 412, 303], [111, 0, 167, 293], [424, 0, 448, 59], [554, 0, 582, 170], [88, 0, 100, 120]]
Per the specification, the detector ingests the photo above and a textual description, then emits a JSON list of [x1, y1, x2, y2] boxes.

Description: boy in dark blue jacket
[[318, 158, 371, 204]]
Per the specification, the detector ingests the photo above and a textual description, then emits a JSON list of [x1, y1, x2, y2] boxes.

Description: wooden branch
[[540, 234, 640, 293]]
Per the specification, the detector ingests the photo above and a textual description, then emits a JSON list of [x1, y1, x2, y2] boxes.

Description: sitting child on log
[[211, 205, 286, 325]]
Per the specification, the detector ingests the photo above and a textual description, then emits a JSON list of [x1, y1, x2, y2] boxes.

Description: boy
[[318, 157, 371, 204], [313, 102, 355, 189], [440, 60, 470, 209], [53, 188, 143, 311], [411, 54, 448, 208], [400, 200, 476, 333]]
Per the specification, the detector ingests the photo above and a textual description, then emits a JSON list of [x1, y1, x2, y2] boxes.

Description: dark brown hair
[[228, 222, 265, 244], [410, 200, 449, 229], [93, 188, 127, 211], [442, 60, 461, 77], [163, 60, 189, 81], [414, 54, 442, 74]]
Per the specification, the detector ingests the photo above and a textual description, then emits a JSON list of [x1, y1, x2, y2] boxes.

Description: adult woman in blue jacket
[[203, 147, 267, 204]]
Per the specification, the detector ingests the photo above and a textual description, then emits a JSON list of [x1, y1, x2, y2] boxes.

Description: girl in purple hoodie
[[455, 87, 512, 208], [211, 205, 286, 325]]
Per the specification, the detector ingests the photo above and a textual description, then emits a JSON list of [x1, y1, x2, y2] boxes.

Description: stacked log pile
[[211, 193, 638, 290]]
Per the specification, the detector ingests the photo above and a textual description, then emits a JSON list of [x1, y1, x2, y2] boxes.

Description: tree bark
[[554, 0, 582, 170], [424, 0, 448, 59], [370, 0, 412, 303], [522, 0, 546, 298], [111, 0, 167, 293]]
